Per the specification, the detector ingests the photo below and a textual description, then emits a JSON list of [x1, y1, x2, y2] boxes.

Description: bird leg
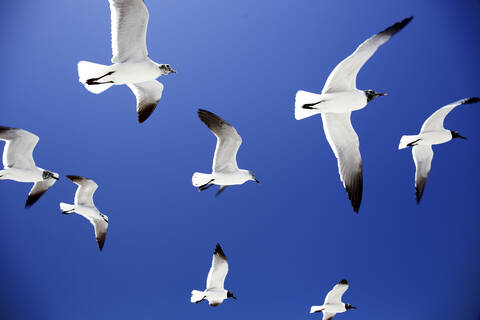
[[62, 209, 75, 214], [407, 138, 422, 147], [198, 179, 215, 191], [301, 100, 325, 109], [86, 71, 115, 85]]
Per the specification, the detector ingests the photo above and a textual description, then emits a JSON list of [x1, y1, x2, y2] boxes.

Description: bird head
[[345, 303, 357, 310], [159, 64, 177, 75], [42, 170, 59, 181], [248, 170, 260, 183], [451, 130, 467, 140], [227, 291, 237, 300], [364, 89, 387, 102]]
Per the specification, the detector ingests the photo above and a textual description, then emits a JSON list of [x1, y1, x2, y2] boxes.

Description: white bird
[[294, 17, 413, 213], [77, 0, 176, 123], [310, 279, 356, 320], [192, 109, 259, 196], [191, 243, 237, 306], [398, 97, 479, 203], [60, 175, 109, 251], [0, 126, 59, 208]]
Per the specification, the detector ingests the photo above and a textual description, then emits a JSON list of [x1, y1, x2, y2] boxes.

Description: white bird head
[[158, 64, 177, 75], [364, 89, 387, 102]]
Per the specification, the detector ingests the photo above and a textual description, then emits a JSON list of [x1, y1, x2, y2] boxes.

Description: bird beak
[[53, 176, 59, 180], [458, 134, 467, 139], [375, 92, 387, 96], [171, 69, 177, 74], [351, 306, 357, 309], [254, 178, 260, 183], [233, 295, 238, 300]]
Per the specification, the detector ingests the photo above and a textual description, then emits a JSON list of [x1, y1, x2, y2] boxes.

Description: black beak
[[375, 92, 387, 97], [351, 306, 357, 309], [254, 178, 260, 183], [53, 176, 59, 180], [458, 134, 467, 140], [232, 295, 237, 300], [171, 69, 177, 74]]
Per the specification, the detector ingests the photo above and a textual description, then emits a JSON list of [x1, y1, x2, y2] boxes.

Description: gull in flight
[[191, 243, 237, 306], [310, 279, 356, 320], [77, 0, 177, 123], [60, 175, 109, 251], [294, 17, 413, 213], [192, 109, 259, 196], [399, 97, 479, 203], [0, 126, 59, 208]]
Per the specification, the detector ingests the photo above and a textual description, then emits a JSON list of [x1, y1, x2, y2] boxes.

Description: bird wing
[[127, 80, 164, 123], [0, 126, 39, 169], [197, 109, 242, 173], [412, 145, 434, 203], [25, 179, 57, 208], [87, 215, 109, 251], [66, 175, 98, 207], [109, 0, 149, 63], [322, 312, 336, 320], [322, 16, 413, 93], [324, 279, 349, 305], [206, 243, 229, 291], [420, 97, 480, 133], [321, 113, 363, 213]]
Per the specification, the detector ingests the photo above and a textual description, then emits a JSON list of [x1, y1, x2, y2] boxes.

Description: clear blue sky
[[0, 0, 479, 319]]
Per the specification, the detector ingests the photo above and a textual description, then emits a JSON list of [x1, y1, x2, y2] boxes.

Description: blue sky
[[1, 0, 479, 319]]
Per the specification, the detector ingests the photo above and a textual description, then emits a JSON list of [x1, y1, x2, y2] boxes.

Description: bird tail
[[309, 306, 325, 314], [192, 172, 213, 187], [190, 290, 206, 303], [60, 202, 75, 214], [77, 61, 114, 94], [398, 135, 419, 149], [294, 90, 325, 120]]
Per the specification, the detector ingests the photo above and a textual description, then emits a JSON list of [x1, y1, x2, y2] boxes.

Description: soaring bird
[[0, 126, 59, 208], [398, 97, 479, 203], [191, 243, 237, 306], [294, 17, 413, 213], [310, 279, 356, 320], [60, 175, 109, 251], [77, 0, 176, 123], [192, 109, 259, 196]]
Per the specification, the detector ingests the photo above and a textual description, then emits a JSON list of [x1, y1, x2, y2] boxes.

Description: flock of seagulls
[[1, 0, 477, 317]]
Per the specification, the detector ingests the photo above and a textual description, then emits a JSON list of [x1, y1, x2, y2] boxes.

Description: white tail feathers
[[295, 90, 324, 120], [398, 135, 419, 149], [77, 61, 114, 94], [190, 290, 205, 303], [60, 202, 75, 214], [192, 172, 213, 187], [309, 306, 325, 314]]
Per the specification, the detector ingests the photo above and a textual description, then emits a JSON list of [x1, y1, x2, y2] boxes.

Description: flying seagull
[[191, 243, 237, 306], [294, 16, 413, 213], [77, 0, 176, 123], [398, 97, 479, 203], [192, 109, 259, 196], [310, 279, 357, 320], [60, 175, 109, 251], [0, 126, 59, 208]]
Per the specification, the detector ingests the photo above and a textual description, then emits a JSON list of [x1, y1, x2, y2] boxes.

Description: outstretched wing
[[127, 80, 164, 123], [420, 97, 480, 133], [322, 312, 336, 320], [0, 126, 39, 169], [87, 216, 109, 251], [66, 175, 99, 207], [25, 179, 57, 208], [321, 113, 363, 213], [197, 109, 242, 173], [322, 17, 413, 93], [109, 0, 149, 63], [324, 279, 349, 305], [412, 145, 434, 203], [206, 243, 229, 291]]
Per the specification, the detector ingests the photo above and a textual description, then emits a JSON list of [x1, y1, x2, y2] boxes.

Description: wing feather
[[127, 80, 164, 123], [412, 145, 434, 203], [0, 126, 39, 169], [206, 243, 229, 290], [324, 279, 349, 305], [66, 175, 98, 207]]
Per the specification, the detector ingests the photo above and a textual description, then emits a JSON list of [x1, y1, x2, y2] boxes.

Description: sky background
[[0, 0, 479, 319]]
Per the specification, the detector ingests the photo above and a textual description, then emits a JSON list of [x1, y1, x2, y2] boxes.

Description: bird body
[[0, 126, 59, 207], [294, 16, 413, 212], [398, 97, 478, 202], [310, 279, 356, 320], [193, 169, 253, 188], [60, 176, 109, 251]]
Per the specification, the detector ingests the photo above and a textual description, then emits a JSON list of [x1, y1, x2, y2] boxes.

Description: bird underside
[[86, 71, 115, 85]]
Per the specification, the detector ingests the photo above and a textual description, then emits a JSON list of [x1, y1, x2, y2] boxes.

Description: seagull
[[77, 0, 177, 123], [60, 175, 109, 251], [191, 243, 237, 306], [294, 16, 413, 213], [0, 126, 59, 208], [310, 279, 356, 320], [192, 109, 259, 196], [398, 97, 479, 203]]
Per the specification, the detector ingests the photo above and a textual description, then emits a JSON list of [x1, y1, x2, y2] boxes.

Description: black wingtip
[[214, 243, 226, 258], [346, 171, 363, 214], [137, 102, 158, 123], [339, 279, 349, 285], [380, 16, 414, 37], [463, 97, 480, 104]]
